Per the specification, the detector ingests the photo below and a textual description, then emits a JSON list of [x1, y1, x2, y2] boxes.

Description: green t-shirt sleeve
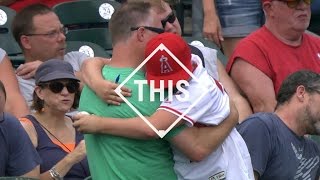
[[163, 124, 188, 140]]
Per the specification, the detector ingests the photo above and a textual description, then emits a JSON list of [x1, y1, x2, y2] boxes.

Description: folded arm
[[230, 59, 277, 113], [80, 58, 131, 105], [73, 99, 238, 161], [169, 99, 238, 161], [73, 109, 184, 139]]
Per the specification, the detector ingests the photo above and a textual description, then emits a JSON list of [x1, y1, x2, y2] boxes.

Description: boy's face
[[158, 1, 182, 35]]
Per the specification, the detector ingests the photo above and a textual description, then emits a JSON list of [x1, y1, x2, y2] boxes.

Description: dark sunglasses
[[276, 0, 311, 8], [131, 26, 165, 34], [161, 12, 176, 28], [41, 81, 79, 94]]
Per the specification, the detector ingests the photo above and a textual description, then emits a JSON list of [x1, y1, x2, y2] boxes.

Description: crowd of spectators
[[0, 0, 319, 179]]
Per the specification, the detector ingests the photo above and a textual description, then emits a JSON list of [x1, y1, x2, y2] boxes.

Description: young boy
[[74, 32, 254, 180], [144, 32, 254, 180]]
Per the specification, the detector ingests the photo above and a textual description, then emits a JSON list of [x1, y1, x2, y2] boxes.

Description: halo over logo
[[115, 44, 210, 138]]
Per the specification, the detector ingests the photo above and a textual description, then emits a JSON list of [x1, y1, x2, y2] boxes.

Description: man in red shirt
[[226, 0, 320, 113]]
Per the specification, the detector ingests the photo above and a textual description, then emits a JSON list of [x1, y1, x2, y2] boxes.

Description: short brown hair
[[12, 4, 53, 48], [109, 1, 163, 44], [32, 83, 80, 112]]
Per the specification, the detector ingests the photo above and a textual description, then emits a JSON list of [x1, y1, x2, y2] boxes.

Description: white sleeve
[[64, 51, 89, 72], [159, 69, 230, 126]]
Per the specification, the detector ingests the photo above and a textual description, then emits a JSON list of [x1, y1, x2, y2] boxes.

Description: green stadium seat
[[0, 6, 22, 56], [66, 41, 111, 58], [53, 0, 121, 50], [66, 28, 112, 51], [0, 6, 24, 68]]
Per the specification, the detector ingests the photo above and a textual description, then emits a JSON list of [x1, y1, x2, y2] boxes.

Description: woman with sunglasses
[[19, 59, 90, 180]]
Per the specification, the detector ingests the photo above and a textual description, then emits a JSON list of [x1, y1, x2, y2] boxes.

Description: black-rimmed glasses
[[161, 12, 176, 28], [274, 0, 311, 8], [131, 26, 165, 34], [25, 26, 68, 38]]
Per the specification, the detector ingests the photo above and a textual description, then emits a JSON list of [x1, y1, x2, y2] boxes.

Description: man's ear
[[136, 27, 146, 42], [262, 1, 274, 18], [20, 35, 32, 50], [296, 85, 306, 102]]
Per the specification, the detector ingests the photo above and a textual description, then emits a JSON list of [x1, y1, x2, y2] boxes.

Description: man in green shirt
[[79, 2, 178, 179], [78, 1, 238, 179]]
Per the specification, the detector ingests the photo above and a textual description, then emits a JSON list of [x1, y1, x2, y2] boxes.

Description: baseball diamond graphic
[[115, 43, 210, 138]]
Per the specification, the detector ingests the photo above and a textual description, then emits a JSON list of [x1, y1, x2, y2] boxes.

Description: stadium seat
[[9, 41, 110, 69], [0, 6, 24, 68], [0, 6, 22, 56], [183, 36, 228, 66], [53, 0, 121, 50], [66, 41, 111, 58], [65, 28, 112, 52]]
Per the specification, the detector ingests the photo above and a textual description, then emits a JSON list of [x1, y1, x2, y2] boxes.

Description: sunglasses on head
[[161, 12, 176, 28], [41, 81, 79, 94], [276, 0, 311, 8]]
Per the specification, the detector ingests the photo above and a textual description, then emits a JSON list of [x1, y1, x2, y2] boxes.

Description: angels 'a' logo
[[160, 55, 173, 74]]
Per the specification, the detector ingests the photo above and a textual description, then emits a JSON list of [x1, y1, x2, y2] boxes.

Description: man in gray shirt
[[238, 70, 320, 180]]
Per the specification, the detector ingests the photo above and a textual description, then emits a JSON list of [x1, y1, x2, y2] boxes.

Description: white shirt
[[159, 55, 254, 180]]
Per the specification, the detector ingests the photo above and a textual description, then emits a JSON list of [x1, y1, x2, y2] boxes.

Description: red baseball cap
[[261, 0, 271, 3], [145, 32, 192, 88]]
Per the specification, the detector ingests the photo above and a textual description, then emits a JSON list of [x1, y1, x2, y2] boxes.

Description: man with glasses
[[11, 4, 88, 108], [76, 1, 239, 179], [226, 0, 320, 113], [77, 2, 178, 179], [238, 70, 320, 180], [81, 0, 253, 122]]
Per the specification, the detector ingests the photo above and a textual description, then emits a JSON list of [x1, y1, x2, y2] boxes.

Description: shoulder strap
[[188, 44, 205, 67], [23, 115, 54, 144]]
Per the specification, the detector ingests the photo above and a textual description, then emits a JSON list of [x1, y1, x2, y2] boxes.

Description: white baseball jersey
[[159, 55, 254, 180]]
